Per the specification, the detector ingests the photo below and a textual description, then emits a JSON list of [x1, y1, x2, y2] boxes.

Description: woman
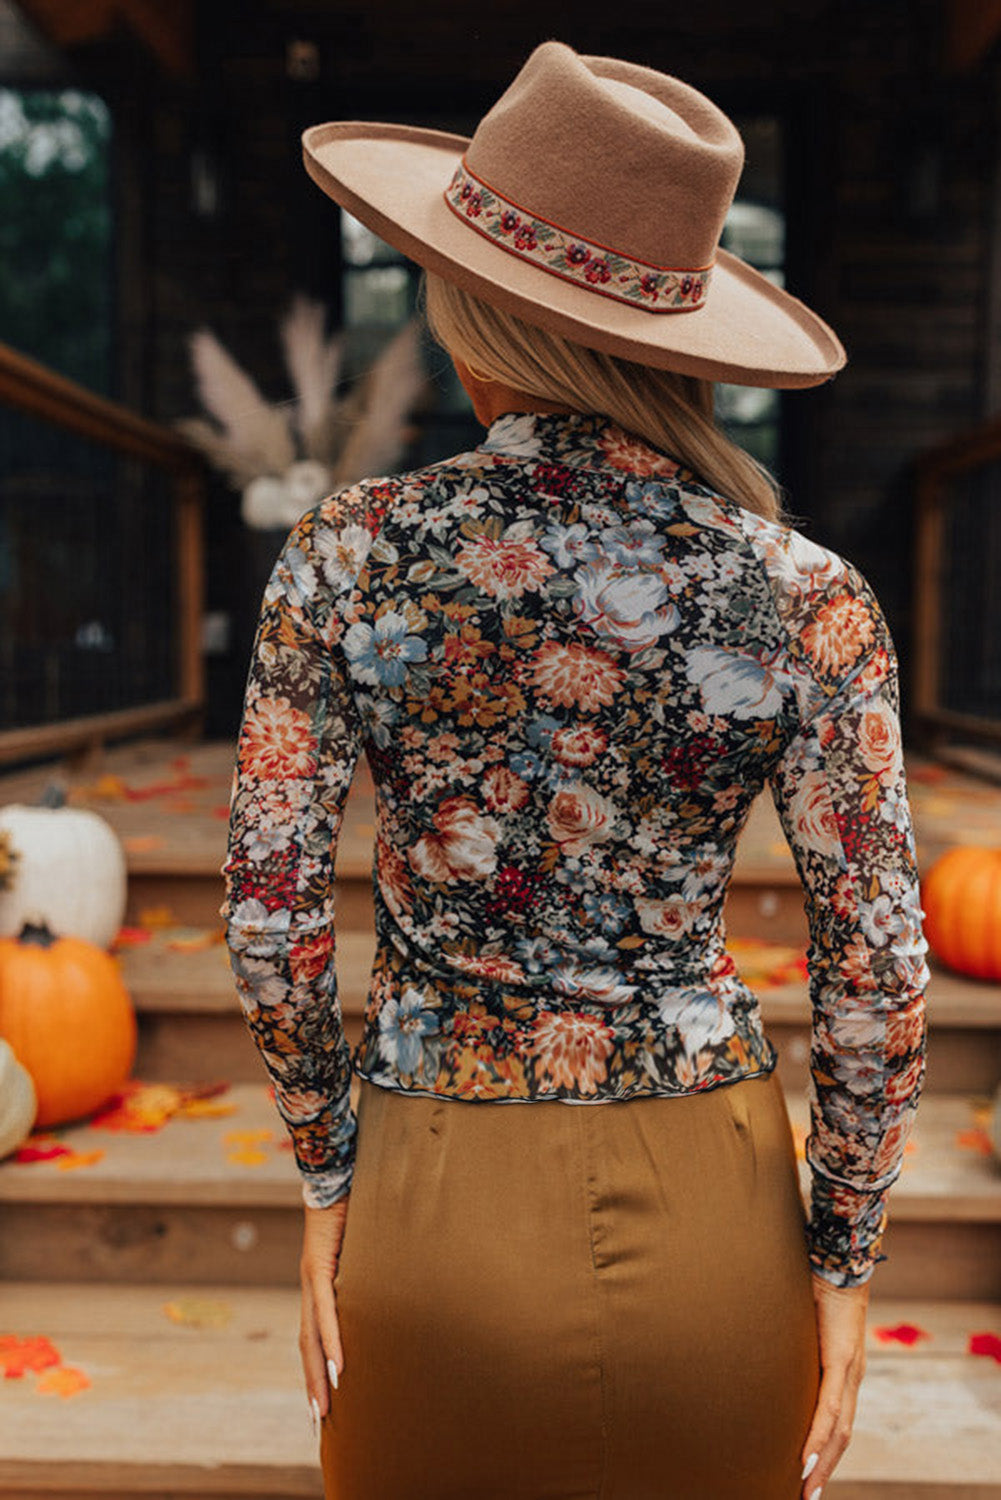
[[219, 40, 929, 1500]]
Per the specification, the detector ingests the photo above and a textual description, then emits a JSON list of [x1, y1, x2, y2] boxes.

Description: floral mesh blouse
[[219, 409, 930, 1289]]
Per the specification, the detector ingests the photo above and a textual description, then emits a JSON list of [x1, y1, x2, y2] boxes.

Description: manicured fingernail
[[309, 1395, 320, 1437], [327, 1357, 339, 1390], [801, 1453, 819, 1480], [809, 1487, 823, 1500]]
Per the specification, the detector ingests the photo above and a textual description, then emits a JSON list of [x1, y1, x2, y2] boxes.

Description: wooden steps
[[0, 1280, 998, 1498], [2, 736, 1000, 1496], [0, 1282, 322, 1499], [1, 1080, 999, 1300]]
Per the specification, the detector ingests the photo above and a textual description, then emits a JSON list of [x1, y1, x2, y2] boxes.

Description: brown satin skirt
[[320, 1069, 822, 1500]]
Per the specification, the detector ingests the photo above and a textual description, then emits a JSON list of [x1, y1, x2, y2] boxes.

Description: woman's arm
[[767, 568, 931, 1289], [218, 503, 366, 1210]]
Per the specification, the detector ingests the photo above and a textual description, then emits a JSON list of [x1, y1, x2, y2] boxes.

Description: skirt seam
[[576, 1107, 610, 1500]]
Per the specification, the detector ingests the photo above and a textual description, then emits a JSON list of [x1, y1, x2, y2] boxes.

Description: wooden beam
[[946, 0, 1001, 72], [12, 0, 194, 78], [0, 341, 199, 471]]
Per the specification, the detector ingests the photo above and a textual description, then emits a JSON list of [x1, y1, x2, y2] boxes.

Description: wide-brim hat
[[302, 40, 845, 389]]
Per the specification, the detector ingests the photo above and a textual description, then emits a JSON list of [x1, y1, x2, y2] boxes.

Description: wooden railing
[[914, 410, 1001, 757], [0, 343, 206, 766]]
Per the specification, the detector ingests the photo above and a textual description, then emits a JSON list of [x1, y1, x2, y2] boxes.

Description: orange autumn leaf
[[56, 1149, 105, 1172], [36, 1365, 91, 1397], [121, 834, 167, 854], [0, 1335, 61, 1378], [165, 929, 225, 952], [175, 1098, 237, 1119], [956, 1127, 994, 1156], [90, 1083, 184, 1132], [227, 1147, 268, 1166], [138, 904, 176, 928]]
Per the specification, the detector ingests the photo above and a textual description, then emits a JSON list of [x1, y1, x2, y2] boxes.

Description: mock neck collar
[[477, 409, 687, 476]]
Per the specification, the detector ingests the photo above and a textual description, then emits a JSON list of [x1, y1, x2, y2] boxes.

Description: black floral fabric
[[219, 410, 930, 1288]]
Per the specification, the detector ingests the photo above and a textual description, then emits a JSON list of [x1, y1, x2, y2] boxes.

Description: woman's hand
[[299, 1196, 350, 1431], [800, 1271, 870, 1498]]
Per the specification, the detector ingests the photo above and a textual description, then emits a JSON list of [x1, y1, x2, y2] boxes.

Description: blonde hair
[[420, 269, 789, 525]]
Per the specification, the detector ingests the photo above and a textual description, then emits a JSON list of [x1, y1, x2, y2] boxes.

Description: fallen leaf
[[227, 1147, 268, 1166], [36, 1365, 91, 1396], [109, 926, 153, 948], [0, 1335, 61, 1378], [166, 928, 225, 952], [121, 835, 166, 854], [56, 1149, 105, 1171], [956, 1127, 994, 1156], [872, 1322, 930, 1347], [138, 905, 176, 928], [14, 1138, 72, 1164], [176, 1098, 237, 1119], [162, 1297, 233, 1329], [969, 1331, 1001, 1364]]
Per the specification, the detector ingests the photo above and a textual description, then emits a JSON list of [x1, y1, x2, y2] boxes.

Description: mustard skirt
[[320, 1070, 822, 1500]]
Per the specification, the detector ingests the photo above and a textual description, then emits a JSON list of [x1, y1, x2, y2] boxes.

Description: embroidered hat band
[[443, 158, 713, 313]]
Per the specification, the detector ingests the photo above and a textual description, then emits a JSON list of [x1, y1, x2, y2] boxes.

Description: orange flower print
[[454, 533, 555, 599], [598, 425, 680, 477], [482, 764, 531, 813], [529, 1009, 616, 1093], [449, 950, 528, 984], [240, 697, 316, 779], [289, 928, 333, 985], [857, 703, 901, 784], [375, 836, 415, 919], [800, 593, 876, 677], [550, 723, 608, 767], [634, 894, 699, 939], [408, 796, 501, 881], [546, 783, 617, 856], [529, 639, 625, 711], [782, 770, 842, 858]]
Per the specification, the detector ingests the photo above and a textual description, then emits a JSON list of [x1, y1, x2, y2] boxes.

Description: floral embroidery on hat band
[[443, 158, 713, 312]]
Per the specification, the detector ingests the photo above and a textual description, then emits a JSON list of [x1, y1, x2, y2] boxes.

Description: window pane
[[343, 265, 411, 325], [0, 87, 113, 393]]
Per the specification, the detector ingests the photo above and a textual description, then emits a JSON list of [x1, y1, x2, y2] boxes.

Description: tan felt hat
[[302, 39, 846, 389]]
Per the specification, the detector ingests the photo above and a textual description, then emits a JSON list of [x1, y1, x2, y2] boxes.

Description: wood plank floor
[[0, 1282, 998, 1496]]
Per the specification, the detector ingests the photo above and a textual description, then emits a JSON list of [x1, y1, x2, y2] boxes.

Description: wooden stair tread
[[118, 930, 1001, 1035], [0, 1282, 998, 1493], [0, 1281, 321, 1495], [1, 1083, 998, 1222]]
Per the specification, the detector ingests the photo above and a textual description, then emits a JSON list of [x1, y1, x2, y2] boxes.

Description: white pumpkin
[[0, 1038, 37, 1158], [0, 800, 127, 949]]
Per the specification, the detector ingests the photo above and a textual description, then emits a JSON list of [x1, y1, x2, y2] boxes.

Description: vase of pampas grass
[[175, 292, 430, 531]]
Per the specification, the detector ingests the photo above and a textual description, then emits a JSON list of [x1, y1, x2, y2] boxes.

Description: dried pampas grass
[[175, 293, 429, 528]]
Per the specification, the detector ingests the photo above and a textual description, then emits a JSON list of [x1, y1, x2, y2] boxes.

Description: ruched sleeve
[[218, 502, 367, 1209], [767, 568, 931, 1287]]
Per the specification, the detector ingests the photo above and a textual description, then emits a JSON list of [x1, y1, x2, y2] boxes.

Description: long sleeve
[[767, 580, 931, 1288], [218, 504, 366, 1209]]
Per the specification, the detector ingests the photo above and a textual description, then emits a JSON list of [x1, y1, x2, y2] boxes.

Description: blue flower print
[[539, 521, 598, 568], [596, 520, 666, 567], [378, 986, 440, 1076], [343, 610, 428, 687]]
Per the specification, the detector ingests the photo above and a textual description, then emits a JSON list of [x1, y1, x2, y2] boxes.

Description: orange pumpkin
[[921, 846, 1001, 982], [0, 919, 137, 1127]]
